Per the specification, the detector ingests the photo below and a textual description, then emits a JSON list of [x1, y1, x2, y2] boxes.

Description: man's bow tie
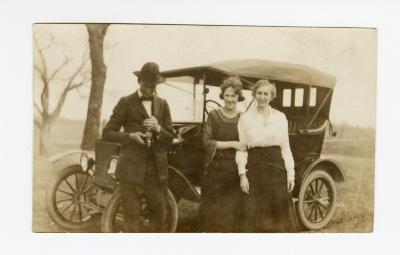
[[140, 96, 153, 102]]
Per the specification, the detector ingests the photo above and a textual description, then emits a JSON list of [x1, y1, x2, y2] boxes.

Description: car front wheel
[[46, 165, 100, 231]]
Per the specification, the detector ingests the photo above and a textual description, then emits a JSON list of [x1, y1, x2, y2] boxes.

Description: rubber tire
[[101, 187, 178, 233], [46, 165, 100, 231], [296, 170, 337, 230]]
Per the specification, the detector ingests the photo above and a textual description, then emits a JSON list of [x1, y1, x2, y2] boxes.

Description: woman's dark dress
[[238, 146, 298, 232], [198, 109, 241, 232]]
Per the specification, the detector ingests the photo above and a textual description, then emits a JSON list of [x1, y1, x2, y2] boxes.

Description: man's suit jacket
[[102, 91, 174, 185]]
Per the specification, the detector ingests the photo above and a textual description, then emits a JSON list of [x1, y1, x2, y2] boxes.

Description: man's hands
[[129, 132, 147, 145], [143, 116, 161, 133], [129, 116, 162, 145]]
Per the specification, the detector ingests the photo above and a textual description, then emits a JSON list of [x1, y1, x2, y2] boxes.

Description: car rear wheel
[[101, 187, 178, 233], [297, 169, 337, 230], [46, 165, 100, 231]]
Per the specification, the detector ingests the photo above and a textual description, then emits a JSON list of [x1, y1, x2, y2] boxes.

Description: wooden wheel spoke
[[60, 201, 74, 214], [316, 205, 325, 219], [305, 190, 314, 199], [314, 179, 319, 195], [320, 197, 331, 203], [64, 179, 76, 193], [306, 205, 314, 219], [80, 200, 101, 215], [82, 184, 95, 194], [315, 205, 321, 220], [313, 206, 318, 222], [80, 203, 93, 212], [316, 180, 324, 195], [309, 182, 316, 195], [75, 173, 80, 192], [307, 206, 314, 221], [69, 204, 77, 221], [304, 205, 313, 219], [319, 200, 329, 209], [79, 174, 89, 193], [58, 189, 74, 196], [78, 203, 83, 222], [56, 197, 73, 204], [305, 202, 314, 211], [80, 201, 89, 216]]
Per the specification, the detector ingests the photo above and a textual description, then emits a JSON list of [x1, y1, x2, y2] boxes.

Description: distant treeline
[[329, 123, 375, 140], [45, 119, 376, 142]]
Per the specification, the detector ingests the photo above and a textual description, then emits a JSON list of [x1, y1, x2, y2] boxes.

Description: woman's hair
[[252, 79, 277, 100], [219, 76, 245, 102]]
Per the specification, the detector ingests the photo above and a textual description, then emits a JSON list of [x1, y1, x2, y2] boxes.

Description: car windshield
[[158, 77, 252, 122]]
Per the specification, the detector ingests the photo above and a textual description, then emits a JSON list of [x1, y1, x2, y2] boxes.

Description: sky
[[33, 24, 377, 128]]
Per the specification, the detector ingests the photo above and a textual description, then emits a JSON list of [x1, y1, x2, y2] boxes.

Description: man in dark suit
[[102, 62, 174, 232]]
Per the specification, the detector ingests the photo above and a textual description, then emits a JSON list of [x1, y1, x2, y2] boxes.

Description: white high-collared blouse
[[235, 105, 295, 181]]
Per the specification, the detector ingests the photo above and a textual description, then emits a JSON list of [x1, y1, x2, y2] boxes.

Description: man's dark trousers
[[120, 152, 167, 233]]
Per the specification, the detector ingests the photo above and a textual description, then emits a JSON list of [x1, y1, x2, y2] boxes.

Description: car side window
[[309, 87, 317, 107], [283, 89, 292, 107], [295, 88, 304, 107]]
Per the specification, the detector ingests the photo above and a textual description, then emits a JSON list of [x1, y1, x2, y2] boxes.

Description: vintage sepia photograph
[[32, 24, 376, 233]]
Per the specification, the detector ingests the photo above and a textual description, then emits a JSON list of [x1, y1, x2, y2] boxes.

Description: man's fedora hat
[[133, 62, 165, 85]]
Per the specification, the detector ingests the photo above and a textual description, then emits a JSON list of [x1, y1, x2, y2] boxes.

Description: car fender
[[300, 158, 346, 185], [49, 150, 95, 171], [168, 166, 201, 203], [292, 157, 345, 198]]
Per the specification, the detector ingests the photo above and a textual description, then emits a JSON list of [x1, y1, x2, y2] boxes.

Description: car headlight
[[107, 156, 119, 178], [80, 153, 89, 171]]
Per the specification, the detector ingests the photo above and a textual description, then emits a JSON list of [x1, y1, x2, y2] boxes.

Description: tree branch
[[40, 81, 49, 117], [33, 32, 49, 78], [66, 50, 90, 89], [33, 64, 42, 74], [48, 56, 70, 81], [33, 64, 47, 88], [48, 86, 69, 123], [33, 31, 52, 117], [41, 34, 55, 51], [49, 51, 90, 122], [67, 82, 84, 92]]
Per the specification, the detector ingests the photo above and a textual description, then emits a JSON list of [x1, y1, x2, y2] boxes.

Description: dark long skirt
[[238, 146, 298, 233], [198, 158, 240, 232]]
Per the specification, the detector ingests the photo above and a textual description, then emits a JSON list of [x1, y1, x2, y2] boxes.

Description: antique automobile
[[46, 59, 345, 232]]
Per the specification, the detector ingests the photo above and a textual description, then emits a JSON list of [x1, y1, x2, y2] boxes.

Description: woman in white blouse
[[236, 79, 298, 232]]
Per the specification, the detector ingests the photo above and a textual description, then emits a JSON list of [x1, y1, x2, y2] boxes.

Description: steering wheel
[[205, 99, 222, 115]]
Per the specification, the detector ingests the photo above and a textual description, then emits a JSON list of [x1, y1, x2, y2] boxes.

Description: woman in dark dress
[[198, 77, 246, 232], [236, 79, 298, 232]]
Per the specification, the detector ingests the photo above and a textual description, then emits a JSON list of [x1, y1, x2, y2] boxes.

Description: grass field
[[32, 120, 375, 233]]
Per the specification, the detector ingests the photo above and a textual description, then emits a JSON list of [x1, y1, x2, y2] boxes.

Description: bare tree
[[33, 30, 90, 156], [81, 24, 110, 150]]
